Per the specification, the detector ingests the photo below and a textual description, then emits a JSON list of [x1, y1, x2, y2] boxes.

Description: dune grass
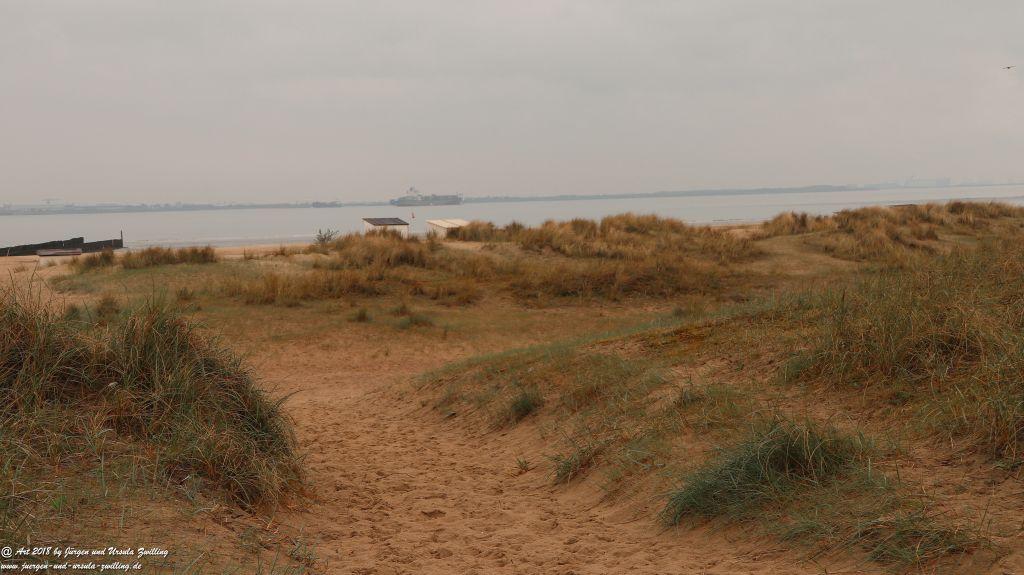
[[218, 217, 755, 306], [787, 239, 1024, 462], [762, 201, 1024, 239], [662, 417, 976, 566], [122, 246, 218, 269], [423, 338, 696, 492], [551, 439, 604, 484], [427, 344, 664, 426], [317, 231, 436, 267], [71, 248, 117, 271], [501, 386, 544, 424], [513, 214, 759, 263], [220, 269, 382, 305], [418, 266, 994, 568], [759, 202, 1024, 263], [451, 213, 758, 262], [0, 286, 303, 544], [71, 246, 218, 273], [662, 418, 867, 521]]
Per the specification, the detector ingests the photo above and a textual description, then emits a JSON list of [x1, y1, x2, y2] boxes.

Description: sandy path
[[256, 339, 871, 575]]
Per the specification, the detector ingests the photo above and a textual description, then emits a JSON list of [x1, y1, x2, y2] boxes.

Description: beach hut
[[425, 218, 470, 238], [362, 217, 410, 238]]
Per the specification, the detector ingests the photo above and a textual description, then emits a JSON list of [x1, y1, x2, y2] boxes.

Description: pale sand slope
[[258, 336, 879, 575]]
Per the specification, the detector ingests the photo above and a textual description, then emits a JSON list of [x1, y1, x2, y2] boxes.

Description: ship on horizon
[[390, 187, 462, 207]]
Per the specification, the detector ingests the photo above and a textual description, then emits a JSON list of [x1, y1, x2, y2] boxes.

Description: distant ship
[[390, 187, 462, 206]]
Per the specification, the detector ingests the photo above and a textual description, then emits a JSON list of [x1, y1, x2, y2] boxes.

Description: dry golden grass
[[219, 268, 383, 305], [71, 245, 218, 273], [759, 202, 1024, 263], [217, 218, 757, 305], [312, 232, 436, 267], [453, 213, 759, 263], [122, 245, 218, 268]]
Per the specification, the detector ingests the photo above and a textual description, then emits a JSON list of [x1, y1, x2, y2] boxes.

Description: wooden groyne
[[1, 235, 124, 257]]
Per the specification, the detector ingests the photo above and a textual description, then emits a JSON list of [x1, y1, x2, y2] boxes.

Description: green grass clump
[[0, 287, 303, 542], [500, 386, 543, 424], [671, 383, 749, 431], [559, 354, 655, 411], [775, 490, 977, 567], [101, 300, 302, 506], [662, 418, 865, 523], [551, 440, 603, 484], [850, 508, 975, 565], [792, 239, 1024, 460], [662, 416, 978, 568]]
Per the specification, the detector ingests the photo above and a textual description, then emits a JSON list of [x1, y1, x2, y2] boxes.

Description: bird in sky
[[1005, 65, 1017, 70]]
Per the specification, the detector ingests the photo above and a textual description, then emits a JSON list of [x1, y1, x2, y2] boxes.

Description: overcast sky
[[0, 1, 1021, 204]]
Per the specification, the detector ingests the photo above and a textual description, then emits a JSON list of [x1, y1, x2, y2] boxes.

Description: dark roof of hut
[[362, 218, 409, 226]]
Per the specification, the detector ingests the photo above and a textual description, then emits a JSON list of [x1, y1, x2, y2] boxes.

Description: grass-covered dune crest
[[0, 286, 303, 543]]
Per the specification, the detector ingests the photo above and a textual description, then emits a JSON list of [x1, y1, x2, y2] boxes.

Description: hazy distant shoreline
[[4, 183, 1024, 250], [5, 182, 1022, 217]]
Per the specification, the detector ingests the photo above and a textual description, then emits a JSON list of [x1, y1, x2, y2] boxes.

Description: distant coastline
[[3, 181, 1022, 217]]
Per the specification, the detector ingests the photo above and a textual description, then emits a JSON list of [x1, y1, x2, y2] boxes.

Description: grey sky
[[1, 1, 1021, 204]]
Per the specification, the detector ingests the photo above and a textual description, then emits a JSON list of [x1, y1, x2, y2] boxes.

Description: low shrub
[[315, 228, 339, 247]]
